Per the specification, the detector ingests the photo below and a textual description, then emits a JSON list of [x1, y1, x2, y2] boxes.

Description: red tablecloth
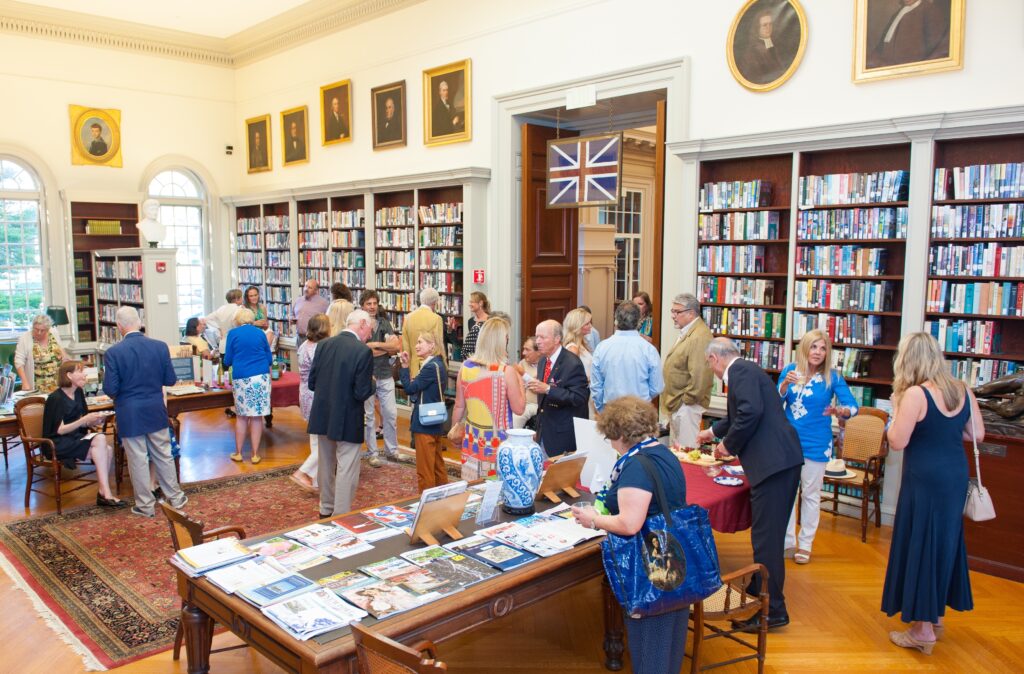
[[270, 371, 300, 408], [682, 461, 752, 534]]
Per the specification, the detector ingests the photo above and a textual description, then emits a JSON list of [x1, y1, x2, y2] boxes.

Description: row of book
[[337, 269, 366, 289], [926, 280, 1024, 317], [697, 245, 765, 274], [934, 162, 1024, 201], [930, 203, 1023, 239], [265, 286, 292, 304], [378, 290, 416, 313], [702, 307, 784, 339], [697, 277, 775, 306], [928, 243, 1024, 278], [792, 279, 896, 313], [265, 233, 290, 250], [266, 270, 291, 286], [266, 251, 291, 269], [420, 226, 461, 247], [84, 219, 122, 235], [376, 271, 415, 289], [239, 268, 262, 284], [75, 294, 90, 307], [697, 211, 780, 241], [299, 250, 360, 269], [334, 210, 365, 229], [796, 207, 908, 241], [831, 348, 873, 379], [297, 209, 366, 232], [376, 250, 415, 270], [736, 339, 785, 371], [99, 325, 120, 343], [924, 318, 1002, 355], [420, 271, 462, 294], [948, 358, 1018, 388], [95, 260, 142, 280], [298, 232, 329, 249], [332, 230, 365, 248], [74, 276, 90, 289], [435, 294, 463, 316], [847, 385, 876, 408], [237, 252, 261, 267], [795, 245, 888, 277], [375, 206, 415, 228], [237, 217, 262, 234], [264, 215, 290, 232], [793, 312, 883, 346], [96, 282, 142, 303], [297, 211, 329, 231], [420, 250, 463, 270], [797, 170, 909, 207], [237, 234, 261, 251], [698, 179, 773, 211], [302, 268, 330, 288], [375, 227, 416, 248], [419, 203, 463, 224]]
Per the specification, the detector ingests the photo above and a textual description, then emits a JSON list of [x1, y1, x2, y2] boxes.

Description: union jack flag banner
[[546, 133, 622, 208]]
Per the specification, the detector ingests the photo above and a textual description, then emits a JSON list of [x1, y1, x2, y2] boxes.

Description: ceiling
[[12, 0, 311, 38]]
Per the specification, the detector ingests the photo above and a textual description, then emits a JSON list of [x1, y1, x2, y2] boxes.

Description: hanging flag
[[546, 133, 622, 208]]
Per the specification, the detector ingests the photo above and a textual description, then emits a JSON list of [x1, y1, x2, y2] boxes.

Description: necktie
[[543, 360, 552, 383]]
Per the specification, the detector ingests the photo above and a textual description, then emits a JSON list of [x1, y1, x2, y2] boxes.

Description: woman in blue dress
[[223, 307, 273, 464], [778, 329, 859, 564], [881, 332, 983, 655]]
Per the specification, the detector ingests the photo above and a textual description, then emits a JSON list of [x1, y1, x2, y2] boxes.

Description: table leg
[[602, 576, 625, 671], [182, 601, 213, 674]]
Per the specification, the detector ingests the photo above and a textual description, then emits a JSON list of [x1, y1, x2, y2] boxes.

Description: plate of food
[[713, 476, 744, 487], [673, 446, 724, 467]]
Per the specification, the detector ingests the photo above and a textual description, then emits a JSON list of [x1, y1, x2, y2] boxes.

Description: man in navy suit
[[527, 319, 590, 457], [103, 306, 187, 517], [308, 309, 375, 517], [698, 337, 803, 629]]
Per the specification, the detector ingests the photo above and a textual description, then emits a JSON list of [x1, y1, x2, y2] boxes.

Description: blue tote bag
[[601, 454, 722, 618]]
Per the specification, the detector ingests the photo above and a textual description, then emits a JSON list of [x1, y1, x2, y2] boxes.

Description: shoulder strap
[[434, 360, 444, 400], [966, 386, 983, 487], [634, 452, 674, 529]]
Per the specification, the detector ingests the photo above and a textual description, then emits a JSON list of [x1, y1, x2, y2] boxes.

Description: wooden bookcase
[[330, 194, 366, 303], [296, 197, 330, 299], [793, 144, 911, 406], [928, 135, 1024, 387], [373, 190, 416, 332], [418, 185, 464, 350], [69, 202, 139, 342], [262, 202, 292, 337], [696, 154, 791, 375]]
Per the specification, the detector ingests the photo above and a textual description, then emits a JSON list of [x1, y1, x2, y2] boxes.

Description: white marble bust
[[139, 198, 166, 247]]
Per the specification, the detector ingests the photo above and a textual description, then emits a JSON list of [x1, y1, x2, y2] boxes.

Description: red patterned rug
[[0, 461, 423, 670]]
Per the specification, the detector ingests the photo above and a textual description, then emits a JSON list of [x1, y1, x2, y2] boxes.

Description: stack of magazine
[[170, 538, 254, 577]]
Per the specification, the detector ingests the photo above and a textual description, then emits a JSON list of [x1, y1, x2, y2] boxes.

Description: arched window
[[0, 158, 45, 331], [147, 169, 207, 325]]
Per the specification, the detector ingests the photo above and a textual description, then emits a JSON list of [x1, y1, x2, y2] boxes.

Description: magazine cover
[[205, 556, 288, 594], [285, 523, 352, 547], [262, 588, 367, 640], [317, 569, 377, 595], [315, 535, 374, 560], [362, 504, 416, 529], [445, 534, 539, 571], [332, 513, 402, 541], [248, 536, 331, 570], [339, 579, 422, 619], [238, 573, 317, 607]]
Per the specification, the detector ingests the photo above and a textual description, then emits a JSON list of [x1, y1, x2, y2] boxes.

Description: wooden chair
[[687, 563, 769, 674], [15, 397, 98, 514], [821, 406, 889, 542], [351, 623, 447, 673], [159, 502, 247, 662]]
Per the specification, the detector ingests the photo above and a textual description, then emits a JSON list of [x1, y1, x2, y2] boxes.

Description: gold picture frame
[[69, 105, 122, 167], [726, 0, 808, 93], [423, 59, 471, 146], [281, 106, 309, 167], [853, 0, 964, 83], [372, 80, 407, 150], [245, 114, 272, 174], [320, 79, 352, 146]]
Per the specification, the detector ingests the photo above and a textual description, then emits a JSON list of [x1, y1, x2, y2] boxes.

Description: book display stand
[[535, 455, 586, 504], [404, 491, 470, 546]]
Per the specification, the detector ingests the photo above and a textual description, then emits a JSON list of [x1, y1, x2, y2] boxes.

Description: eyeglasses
[[670, 308, 693, 316]]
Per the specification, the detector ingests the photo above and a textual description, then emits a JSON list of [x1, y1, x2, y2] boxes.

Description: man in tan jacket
[[662, 292, 714, 447], [401, 287, 445, 377]]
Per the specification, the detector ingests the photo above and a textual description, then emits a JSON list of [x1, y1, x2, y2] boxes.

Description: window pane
[[149, 171, 207, 326]]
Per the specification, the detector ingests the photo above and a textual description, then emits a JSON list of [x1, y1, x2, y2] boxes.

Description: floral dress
[[32, 334, 63, 393], [298, 339, 318, 420], [457, 359, 512, 480]]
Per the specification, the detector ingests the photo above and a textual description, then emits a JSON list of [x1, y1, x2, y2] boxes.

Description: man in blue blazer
[[527, 319, 590, 457], [698, 337, 803, 630], [308, 309, 375, 517], [103, 306, 187, 517]]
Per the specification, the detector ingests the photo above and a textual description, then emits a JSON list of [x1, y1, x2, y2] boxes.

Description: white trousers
[[512, 402, 538, 429], [785, 458, 828, 552], [364, 377, 399, 457], [298, 434, 318, 487], [669, 403, 704, 447]]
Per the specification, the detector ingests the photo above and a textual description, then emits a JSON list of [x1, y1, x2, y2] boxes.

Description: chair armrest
[[411, 640, 439, 660], [203, 525, 247, 540], [866, 454, 885, 477], [23, 435, 57, 461]]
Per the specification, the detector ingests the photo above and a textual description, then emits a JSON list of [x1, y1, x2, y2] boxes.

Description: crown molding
[[0, 0, 425, 68]]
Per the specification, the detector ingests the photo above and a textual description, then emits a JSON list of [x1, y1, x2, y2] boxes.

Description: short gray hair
[[706, 337, 740, 360], [347, 308, 371, 327], [115, 305, 142, 330], [537, 319, 562, 342], [673, 292, 700, 314], [31, 314, 52, 329], [614, 301, 641, 331], [419, 287, 439, 307]]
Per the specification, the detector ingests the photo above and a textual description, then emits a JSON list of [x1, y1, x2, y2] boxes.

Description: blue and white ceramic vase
[[497, 428, 545, 515]]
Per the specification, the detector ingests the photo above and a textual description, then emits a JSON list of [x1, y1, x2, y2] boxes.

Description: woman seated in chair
[[42, 360, 125, 507], [183, 317, 215, 359]]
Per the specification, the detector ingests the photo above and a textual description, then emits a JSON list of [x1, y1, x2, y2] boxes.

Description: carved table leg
[[182, 602, 213, 674], [602, 576, 625, 671]]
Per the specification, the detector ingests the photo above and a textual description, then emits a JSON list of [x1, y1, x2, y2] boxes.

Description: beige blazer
[[661, 318, 714, 414], [401, 306, 444, 377]]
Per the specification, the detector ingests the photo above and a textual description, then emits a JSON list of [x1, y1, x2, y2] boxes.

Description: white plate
[[713, 476, 744, 487], [723, 465, 744, 477]]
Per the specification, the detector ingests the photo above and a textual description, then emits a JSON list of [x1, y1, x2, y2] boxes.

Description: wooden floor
[[1, 407, 1022, 673]]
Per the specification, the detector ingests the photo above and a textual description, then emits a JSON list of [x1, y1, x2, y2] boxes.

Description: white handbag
[[963, 395, 995, 522]]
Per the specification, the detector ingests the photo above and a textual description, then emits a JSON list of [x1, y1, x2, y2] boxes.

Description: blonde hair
[[234, 307, 255, 326], [470, 317, 510, 366], [597, 396, 659, 447], [562, 308, 592, 355], [794, 329, 833, 389], [416, 331, 441, 356], [892, 332, 963, 410], [327, 299, 353, 337]]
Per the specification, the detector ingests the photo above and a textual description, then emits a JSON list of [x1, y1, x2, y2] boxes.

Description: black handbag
[[601, 453, 722, 618]]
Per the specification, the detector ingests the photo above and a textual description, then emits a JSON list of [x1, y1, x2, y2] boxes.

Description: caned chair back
[[688, 563, 768, 674], [15, 397, 52, 462], [159, 502, 206, 551], [351, 623, 446, 673], [840, 407, 888, 463]]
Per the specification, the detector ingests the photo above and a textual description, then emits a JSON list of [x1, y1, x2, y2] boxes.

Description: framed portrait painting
[[320, 79, 352, 146], [69, 105, 122, 167], [726, 0, 808, 92], [245, 115, 271, 174], [423, 59, 471, 146], [281, 106, 309, 167], [854, 0, 964, 83], [371, 80, 407, 150]]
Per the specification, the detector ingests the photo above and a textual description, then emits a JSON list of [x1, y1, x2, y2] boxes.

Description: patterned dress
[[457, 359, 512, 479], [298, 339, 318, 420], [32, 334, 63, 393]]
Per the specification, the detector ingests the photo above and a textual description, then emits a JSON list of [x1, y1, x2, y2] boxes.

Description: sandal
[[290, 473, 317, 493], [889, 629, 935, 655], [229, 452, 243, 462], [793, 549, 811, 564], [251, 455, 262, 465], [933, 623, 944, 641]]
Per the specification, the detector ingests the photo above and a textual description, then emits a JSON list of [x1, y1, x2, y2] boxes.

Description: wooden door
[[520, 123, 579, 342], [650, 99, 666, 344]]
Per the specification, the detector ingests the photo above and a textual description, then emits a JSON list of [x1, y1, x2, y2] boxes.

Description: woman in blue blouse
[[223, 307, 273, 464], [778, 329, 859, 564]]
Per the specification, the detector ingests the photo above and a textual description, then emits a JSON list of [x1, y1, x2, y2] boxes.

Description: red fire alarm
[[473, 269, 485, 284], [155, 261, 167, 273]]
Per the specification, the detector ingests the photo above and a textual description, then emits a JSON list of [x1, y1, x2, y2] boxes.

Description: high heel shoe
[[890, 630, 935, 655]]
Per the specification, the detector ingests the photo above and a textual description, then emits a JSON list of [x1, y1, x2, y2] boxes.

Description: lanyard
[[595, 437, 659, 512]]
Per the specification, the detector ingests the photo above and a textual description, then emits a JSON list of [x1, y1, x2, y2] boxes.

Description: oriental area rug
[[0, 460, 429, 670]]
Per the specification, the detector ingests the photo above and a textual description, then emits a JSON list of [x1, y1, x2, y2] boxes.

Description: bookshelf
[[374, 190, 416, 332], [235, 202, 292, 338], [927, 135, 1024, 387], [697, 154, 792, 375], [418, 185, 464, 350], [69, 201, 139, 342], [330, 194, 367, 303], [794, 144, 911, 406], [296, 197, 331, 300], [93, 247, 179, 345]]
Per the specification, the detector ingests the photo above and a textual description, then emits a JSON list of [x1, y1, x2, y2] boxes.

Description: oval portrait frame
[[72, 107, 120, 164], [726, 0, 808, 93]]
